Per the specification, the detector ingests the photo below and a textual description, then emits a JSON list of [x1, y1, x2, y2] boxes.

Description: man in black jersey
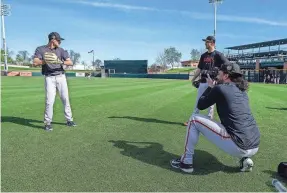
[[184, 36, 229, 126], [171, 62, 260, 173]]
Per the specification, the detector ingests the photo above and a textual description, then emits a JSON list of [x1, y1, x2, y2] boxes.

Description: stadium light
[[1, 2, 11, 73], [209, 0, 223, 38], [88, 50, 95, 70]]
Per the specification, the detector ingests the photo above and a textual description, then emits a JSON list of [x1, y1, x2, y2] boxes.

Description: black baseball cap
[[220, 62, 243, 75], [202, 36, 216, 43], [48, 32, 64, 41]]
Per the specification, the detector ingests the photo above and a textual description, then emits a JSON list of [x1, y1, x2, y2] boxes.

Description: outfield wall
[[3, 71, 286, 83], [1, 71, 189, 80], [2, 71, 77, 77], [109, 73, 189, 80]]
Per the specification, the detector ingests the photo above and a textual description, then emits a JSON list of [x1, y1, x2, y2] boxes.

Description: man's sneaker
[[44, 124, 53, 131], [67, 121, 77, 127], [239, 157, 254, 172], [170, 158, 194, 173], [171, 158, 182, 164]]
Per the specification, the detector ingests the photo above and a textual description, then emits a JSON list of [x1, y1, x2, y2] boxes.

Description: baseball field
[[1, 76, 287, 192]]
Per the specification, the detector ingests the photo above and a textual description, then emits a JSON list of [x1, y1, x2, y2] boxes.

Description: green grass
[[1, 77, 287, 192], [166, 67, 196, 73]]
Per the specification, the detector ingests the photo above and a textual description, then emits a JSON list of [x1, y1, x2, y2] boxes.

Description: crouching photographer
[[171, 62, 260, 173], [184, 35, 229, 126]]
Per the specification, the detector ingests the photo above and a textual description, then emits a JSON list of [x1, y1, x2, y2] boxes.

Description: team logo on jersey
[[203, 57, 214, 63]]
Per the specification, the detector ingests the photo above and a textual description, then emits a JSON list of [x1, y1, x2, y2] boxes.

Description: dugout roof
[[225, 38, 287, 50]]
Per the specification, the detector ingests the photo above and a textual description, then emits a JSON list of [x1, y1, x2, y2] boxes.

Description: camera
[[201, 67, 219, 80]]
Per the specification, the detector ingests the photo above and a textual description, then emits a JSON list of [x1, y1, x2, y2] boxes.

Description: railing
[[240, 69, 287, 84]]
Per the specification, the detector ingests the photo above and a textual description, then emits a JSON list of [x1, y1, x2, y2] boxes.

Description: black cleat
[[67, 121, 77, 127], [170, 158, 194, 173], [44, 124, 53, 131]]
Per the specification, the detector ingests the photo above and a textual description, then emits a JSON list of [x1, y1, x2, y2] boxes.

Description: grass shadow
[[109, 140, 238, 175], [108, 116, 184, 126], [266, 107, 287, 111], [1, 116, 66, 129]]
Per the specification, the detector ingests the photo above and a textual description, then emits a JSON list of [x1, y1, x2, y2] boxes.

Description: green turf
[[1, 77, 287, 192], [166, 67, 196, 73]]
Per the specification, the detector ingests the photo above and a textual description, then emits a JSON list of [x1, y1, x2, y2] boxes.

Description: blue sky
[[3, 0, 287, 66]]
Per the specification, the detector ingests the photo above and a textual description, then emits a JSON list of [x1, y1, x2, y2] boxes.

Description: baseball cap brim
[[49, 32, 65, 41], [202, 38, 215, 42], [220, 62, 243, 75]]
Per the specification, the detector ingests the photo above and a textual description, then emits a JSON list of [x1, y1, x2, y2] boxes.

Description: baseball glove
[[192, 80, 200, 88], [44, 52, 63, 64]]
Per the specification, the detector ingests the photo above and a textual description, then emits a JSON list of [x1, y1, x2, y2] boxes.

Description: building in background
[[103, 60, 148, 74], [180, 60, 199, 68], [225, 38, 287, 83]]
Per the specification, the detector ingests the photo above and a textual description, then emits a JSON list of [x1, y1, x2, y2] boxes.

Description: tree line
[[1, 46, 204, 71], [149, 47, 204, 73], [0, 48, 104, 70]]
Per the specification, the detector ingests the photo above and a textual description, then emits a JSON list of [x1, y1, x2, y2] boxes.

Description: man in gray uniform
[[171, 62, 260, 173], [33, 32, 76, 131]]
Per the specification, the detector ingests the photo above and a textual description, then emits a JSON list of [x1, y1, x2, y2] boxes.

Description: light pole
[[1, 2, 11, 73], [88, 50, 94, 70], [209, 0, 223, 38]]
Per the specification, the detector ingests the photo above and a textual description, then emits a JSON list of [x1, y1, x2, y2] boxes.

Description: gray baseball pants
[[193, 82, 214, 118], [180, 114, 259, 164], [44, 74, 73, 125]]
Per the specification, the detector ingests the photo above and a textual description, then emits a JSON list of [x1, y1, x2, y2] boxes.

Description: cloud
[[216, 33, 270, 40], [216, 14, 287, 27], [177, 11, 287, 26], [73, 1, 287, 27], [76, 1, 159, 11]]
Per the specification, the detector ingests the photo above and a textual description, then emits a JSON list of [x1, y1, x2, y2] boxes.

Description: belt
[[45, 72, 64, 77]]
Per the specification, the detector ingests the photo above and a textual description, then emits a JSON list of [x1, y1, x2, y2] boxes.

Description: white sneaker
[[239, 157, 254, 172]]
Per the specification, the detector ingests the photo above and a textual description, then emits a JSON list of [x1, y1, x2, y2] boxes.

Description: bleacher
[[223, 38, 287, 83], [224, 38, 287, 69]]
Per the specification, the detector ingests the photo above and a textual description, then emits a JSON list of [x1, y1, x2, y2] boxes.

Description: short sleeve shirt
[[198, 50, 229, 71], [33, 45, 69, 76]]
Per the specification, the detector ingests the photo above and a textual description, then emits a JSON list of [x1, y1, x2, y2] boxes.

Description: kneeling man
[[171, 62, 260, 173]]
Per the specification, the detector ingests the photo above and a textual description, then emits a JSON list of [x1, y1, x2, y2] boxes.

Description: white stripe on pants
[[181, 114, 259, 164], [193, 83, 214, 118], [44, 74, 73, 124]]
